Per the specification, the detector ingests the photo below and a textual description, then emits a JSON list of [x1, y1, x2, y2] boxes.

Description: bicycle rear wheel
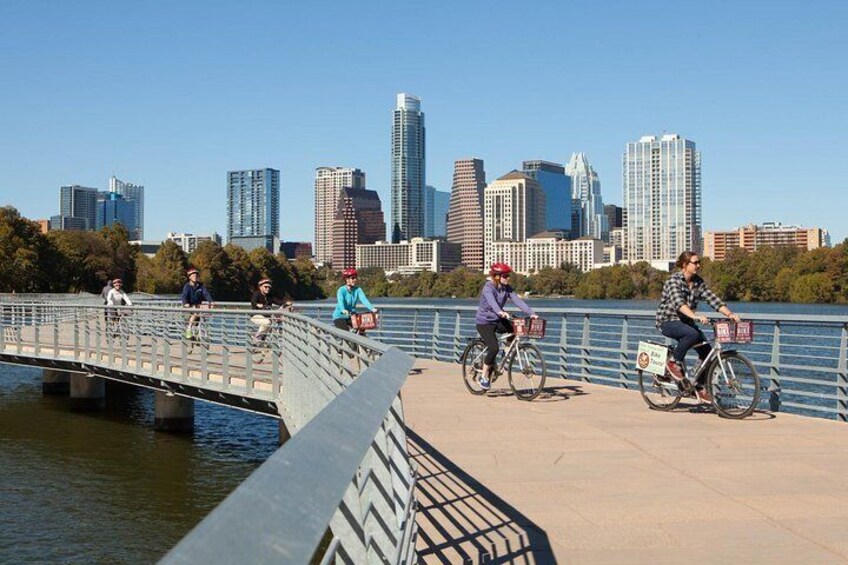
[[461, 339, 488, 395], [708, 351, 760, 419], [508, 343, 546, 401], [637, 369, 682, 411]]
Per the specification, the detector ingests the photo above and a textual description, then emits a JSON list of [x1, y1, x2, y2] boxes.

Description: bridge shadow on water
[[408, 429, 556, 565]]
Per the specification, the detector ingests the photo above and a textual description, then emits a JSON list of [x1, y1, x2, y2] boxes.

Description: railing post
[[558, 313, 568, 380], [769, 322, 781, 412], [837, 323, 848, 422], [453, 311, 461, 363], [619, 316, 629, 388], [431, 311, 440, 362], [411, 310, 419, 357], [580, 314, 591, 382]]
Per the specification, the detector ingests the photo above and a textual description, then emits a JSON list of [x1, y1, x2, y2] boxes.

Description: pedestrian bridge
[[2, 297, 847, 563]]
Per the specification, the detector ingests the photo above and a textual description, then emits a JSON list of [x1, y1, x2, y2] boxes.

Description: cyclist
[[657, 250, 741, 402], [181, 268, 214, 339], [332, 268, 378, 334], [250, 278, 293, 343], [105, 278, 132, 330], [475, 263, 538, 391]]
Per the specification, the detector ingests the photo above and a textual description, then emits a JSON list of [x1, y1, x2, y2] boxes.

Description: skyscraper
[[59, 185, 99, 230], [391, 93, 425, 243], [314, 167, 366, 263], [96, 191, 137, 235], [565, 153, 608, 240], [522, 160, 572, 232], [445, 158, 486, 271], [331, 187, 386, 269], [622, 134, 702, 263], [423, 185, 450, 238], [483, 171, 546, 268], [109, 176, 144, 239], [227, 168, 280, 252]]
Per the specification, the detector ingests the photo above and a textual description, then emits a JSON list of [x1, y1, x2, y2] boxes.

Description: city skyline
[[1, 2, 845, 244]]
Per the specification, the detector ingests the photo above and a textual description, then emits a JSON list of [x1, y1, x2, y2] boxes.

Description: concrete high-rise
[[623, 134, 701, 264], [59, 185, 99, 230], [483, 171, 546, 269], [227, 168, 280, 252], [331, 187, 386, 270], [566, 153, 608, 241], [445, 158, 486, 271], [109, 176, 144, 239], [314, 167, 366, 263], [522, 160, 572, 232], [423, 185, 450, 238], [391, 93, 425, 243]]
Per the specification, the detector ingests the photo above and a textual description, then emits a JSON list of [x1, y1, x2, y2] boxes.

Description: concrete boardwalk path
[[404, 358, 848, 564]]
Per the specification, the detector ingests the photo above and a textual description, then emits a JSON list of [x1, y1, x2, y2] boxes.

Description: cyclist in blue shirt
[[475, 262, 537, 391], [181, 268, 214, 339], [332, 268, 378, 333]]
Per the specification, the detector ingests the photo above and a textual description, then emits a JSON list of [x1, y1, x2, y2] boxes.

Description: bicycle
[[636, 320, 760, 419], [249, 304, 294, 365], [185, 304, 212, 354], [107, 308, 132, 345], [460, 317, 547, 401]]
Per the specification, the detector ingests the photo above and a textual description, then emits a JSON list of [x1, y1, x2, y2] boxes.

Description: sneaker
[[665, 360, 687, 383], [478, 373, 491, 391], [184, 329, 192, 339], [695, 387, 712, 403]]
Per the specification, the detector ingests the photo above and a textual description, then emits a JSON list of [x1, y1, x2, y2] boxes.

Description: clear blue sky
[[2, 0, 846, 244]]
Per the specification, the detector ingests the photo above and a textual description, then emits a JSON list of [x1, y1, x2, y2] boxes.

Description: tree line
[[2, 206, 846, 303]]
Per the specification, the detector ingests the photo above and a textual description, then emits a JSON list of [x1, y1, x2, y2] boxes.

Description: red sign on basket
[[735, 321, 754, 343], [714, 321, 735, 343], [351, 312, 378, 330], [513, 318, 546, 339]]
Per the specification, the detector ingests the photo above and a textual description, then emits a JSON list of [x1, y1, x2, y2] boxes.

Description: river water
[[1, 298, 846, 563]]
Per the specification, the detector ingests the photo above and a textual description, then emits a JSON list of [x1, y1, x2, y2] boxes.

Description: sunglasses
[[689, 260, 701, 265]]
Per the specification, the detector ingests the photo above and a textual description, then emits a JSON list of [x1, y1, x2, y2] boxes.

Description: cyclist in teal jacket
[[332, 268, 378, 332]]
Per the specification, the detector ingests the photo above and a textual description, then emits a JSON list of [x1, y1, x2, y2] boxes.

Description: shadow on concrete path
[[408, 429, 556, 564]]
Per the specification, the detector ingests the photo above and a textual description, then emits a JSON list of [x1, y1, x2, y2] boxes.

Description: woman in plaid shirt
[[657, 251, 740, 400]]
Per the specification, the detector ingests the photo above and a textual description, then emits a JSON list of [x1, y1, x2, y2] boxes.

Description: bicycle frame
[[470, 330, 524, 379]]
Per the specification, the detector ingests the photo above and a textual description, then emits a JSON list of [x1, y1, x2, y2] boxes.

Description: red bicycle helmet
[[342, 268, 358, 278], [186, 268, 199, 277], [258, 278, 272, 287], [489, 263, 513, 277], [112, 278, 123, 285]]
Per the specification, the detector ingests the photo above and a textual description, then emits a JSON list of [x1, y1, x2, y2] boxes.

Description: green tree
[[47, 230, 115, 293], [790, 273, 835, 303], [606, 265, 636, 299], [137, 240, 188, 294], [0, 207, 56, 292]]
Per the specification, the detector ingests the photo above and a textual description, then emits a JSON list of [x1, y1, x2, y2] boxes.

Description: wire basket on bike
[[513, 318, 546, 339], [351, 312, 378, 330], [713, 320, 754, 344]]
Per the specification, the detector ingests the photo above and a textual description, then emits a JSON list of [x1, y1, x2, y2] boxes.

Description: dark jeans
[[477, 319, 514, 365], [334, 318, 352, 331], [659, 321, 712, 365]]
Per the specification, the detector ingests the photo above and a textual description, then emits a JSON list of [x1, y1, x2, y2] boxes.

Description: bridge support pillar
[[42, 369, 71, 395], [70, 374, 106, 411], [154, 392, 194, 433], [279, 420, 291, 446]]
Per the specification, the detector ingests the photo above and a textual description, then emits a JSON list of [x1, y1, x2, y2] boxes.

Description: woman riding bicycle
[[475, 263, 537, 391], [657, 251, 741, 401], [332, 268, 378, 333]]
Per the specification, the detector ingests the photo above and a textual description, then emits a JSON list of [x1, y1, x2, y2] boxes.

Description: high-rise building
[[622, 134, 701, 263], [331, 187, 386, 269], [483, 171, 546, 269], [604, 204, 623, 230], [227, 168, 280, 252], [704, 222, 830, 261], [566, 153, 608, 241], [356, 238, 462, 274], [522, 160, 572, 232], [109, 176, 144, 239], [391, 93, 425, 243], [96, 191, 138, 234], [280, 241, 313, 260], [59, 185, 99, 230], [487, 233, 605, 274], [314, 167, 366, 263], [423, 185, 450, 238], [49, 215, 88, 231], [445, 158, 486, 271], [165, 232, 222, 254]]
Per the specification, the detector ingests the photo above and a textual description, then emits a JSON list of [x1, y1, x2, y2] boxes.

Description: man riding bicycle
[[181, 268, 214, 339], [657, 251, 741, 402], [250, 278, 293, 343], [475, 263, 538, 391]]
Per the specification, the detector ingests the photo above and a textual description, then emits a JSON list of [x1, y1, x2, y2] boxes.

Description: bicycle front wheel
[[708, 351, 760, 419], [461, 339, 488, 395], [508, 343, 546, 401], [637, 369, 682, 411]]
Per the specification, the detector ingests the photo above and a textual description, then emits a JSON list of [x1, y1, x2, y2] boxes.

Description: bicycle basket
[[351, 312, 378, 330], [513, 318, 546, 339], [734, 321, 754, 343], [714, 321, 754, 344]]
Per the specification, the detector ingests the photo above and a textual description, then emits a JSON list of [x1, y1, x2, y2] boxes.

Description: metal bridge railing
[[294, 302, 848, 423], [0, 300, 418, 563]]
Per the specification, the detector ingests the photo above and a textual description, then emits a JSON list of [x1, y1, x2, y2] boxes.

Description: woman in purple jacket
[[475, 263, 538, 390]]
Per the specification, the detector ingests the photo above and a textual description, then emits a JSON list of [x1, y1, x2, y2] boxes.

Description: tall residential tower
[[314, 167, 366, 263], [445, 158, 486, 271], [483, 171, 546, 269], [622, 134, 701, 264], [227, 168, 280, 252], [391, 93, 425, 243]]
